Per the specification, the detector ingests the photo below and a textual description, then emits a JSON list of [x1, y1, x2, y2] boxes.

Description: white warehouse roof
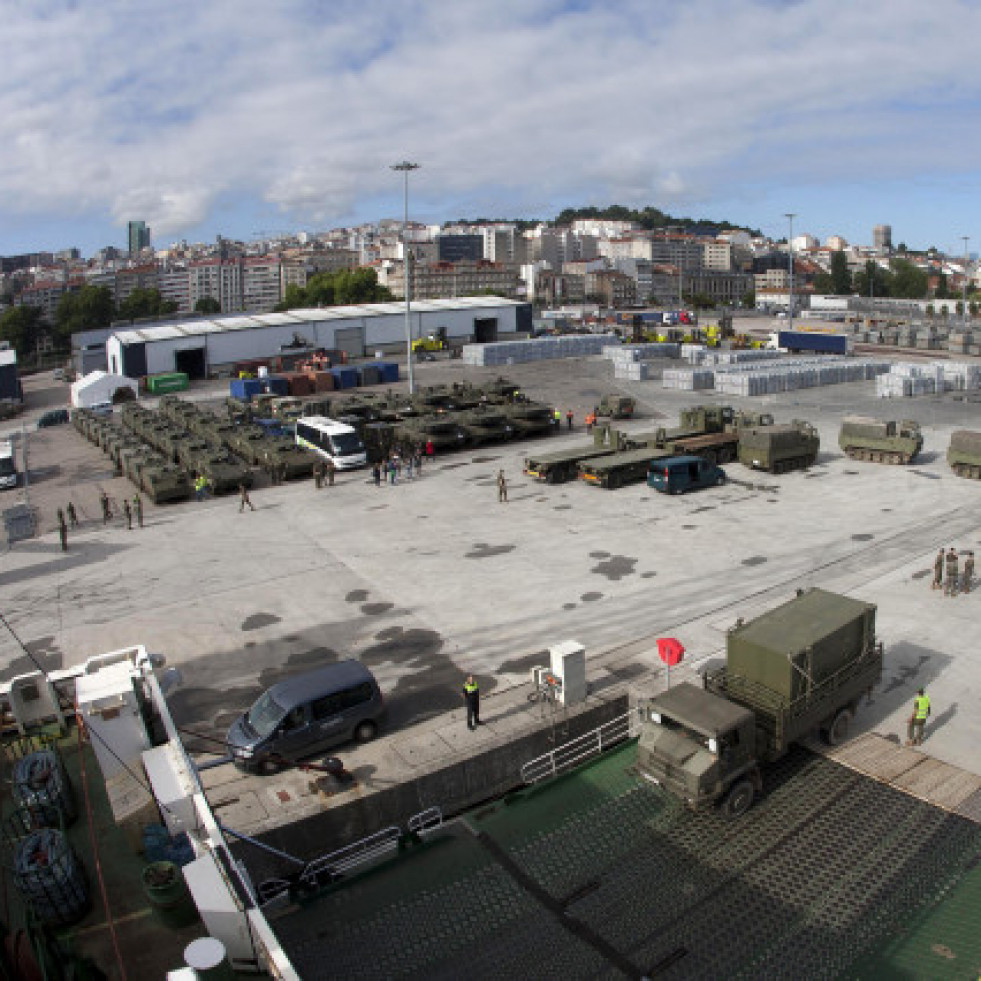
[[112, 297, 524, 345]]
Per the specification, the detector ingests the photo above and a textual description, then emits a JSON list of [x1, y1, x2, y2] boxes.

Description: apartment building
[[189, 259, 243, 313], [383, 260, 521, 300], [650, 237, 704, 270], [684, 269, 753, 305], [702, 241, 733, 272], [115, 264, 159, 306], [528, 227, 599, 268], [15, 279, 82, 322], [585, 269, 637, 308], [598, 236, 653, 262], [535, 270, 585, 306], [571, 218, 636, 238], [242, 257, 283, 312], [158, 266, 191, 313]]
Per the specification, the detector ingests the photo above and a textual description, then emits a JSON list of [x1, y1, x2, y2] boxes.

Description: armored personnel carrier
[[947, 430, 981, 479], [176, 438, 213, 471], [454, 405, 514, 445], [192, 449, 252, 494], [838, 416, 922, 464], [225, 426, 270, 465], [260, 440, 315, 480], [738, 421, 819, 473], [140, 459, 192, 503]]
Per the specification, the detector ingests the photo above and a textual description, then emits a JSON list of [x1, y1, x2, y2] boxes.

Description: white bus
[[295, 416, 367, 470]]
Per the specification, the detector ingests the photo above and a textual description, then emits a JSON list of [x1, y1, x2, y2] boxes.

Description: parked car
[[647, 455, 726, 494]]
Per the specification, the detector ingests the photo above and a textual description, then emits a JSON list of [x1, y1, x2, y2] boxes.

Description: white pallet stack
[[614, 361, 650, 381], [661, 368, 715, 390], [462, 334, 619, 366]]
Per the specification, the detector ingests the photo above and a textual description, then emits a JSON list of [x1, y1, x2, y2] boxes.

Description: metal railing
[[521, 710, 637, 785], [407, 806, 443, 837]]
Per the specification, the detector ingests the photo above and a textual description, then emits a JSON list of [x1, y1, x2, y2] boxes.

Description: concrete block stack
[[614, 361, 651, 381], [875, 360, 981, 397], [661, 367, 715, 390], [602, 342, 680, 361], [461, 334, 619, 366]]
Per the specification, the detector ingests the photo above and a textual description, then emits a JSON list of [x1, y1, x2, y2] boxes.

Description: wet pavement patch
[[497, 649, 549, 675], [368, 504, 389, 510], [345, 590, 369, 602], [767, 499, 779, 503], [472, 456, 501, 463], [375, 626, 403, 640], [681, 525, 697, 530], [690, 506, 715, 513], [466, 543, 516, 559], [852, 534, 874, 541], [881, 508, 892, 512], [241, 612, 281, 631], [844, 470, 860, 475], [361, 602, 394, 616], [912, 470, 941, 479], [562, 602, 577, 610], [609, 661, 648, 681], [590, 555, 637, 581], [580, 592, 602, 602], [911, 569, 931, 580], [553, 504, 572, 510], [589, 550, 611, 559], [742, 556, 767, 566]]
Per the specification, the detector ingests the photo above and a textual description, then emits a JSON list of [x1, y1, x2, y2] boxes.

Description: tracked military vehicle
[[839, 416, 922, 464], [636, 588, 881, 818], [393, 415, 467, 453], [191, 449, 252, 494], [738, 421, 819, 473], [225, 426, 270, 465], [260, 439, 315, 479], [140, 460, 192, 503], [499, 400, 555, 438], [947, 430, 981, 479], [454, 405, 514, 445]]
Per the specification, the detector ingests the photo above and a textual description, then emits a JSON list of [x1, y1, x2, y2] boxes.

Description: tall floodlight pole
[[785, 213, 797, 332], [391, 161, 420, 394], [962, 236, 970, 330]]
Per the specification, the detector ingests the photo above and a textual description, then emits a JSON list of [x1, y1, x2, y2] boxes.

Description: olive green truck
[[636, 588, 882, 818]]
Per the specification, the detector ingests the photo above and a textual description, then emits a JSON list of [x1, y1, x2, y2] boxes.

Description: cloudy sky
[[2, 0, 981, 257]]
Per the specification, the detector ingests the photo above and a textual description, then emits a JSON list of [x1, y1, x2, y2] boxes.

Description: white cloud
[[1, 0, 981, 245]]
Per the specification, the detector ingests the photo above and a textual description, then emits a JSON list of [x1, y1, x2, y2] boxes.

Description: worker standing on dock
[[462, 675, 481, 730]]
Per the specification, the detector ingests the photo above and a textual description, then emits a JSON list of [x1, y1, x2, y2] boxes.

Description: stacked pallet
[[461, 334, 619, 366]]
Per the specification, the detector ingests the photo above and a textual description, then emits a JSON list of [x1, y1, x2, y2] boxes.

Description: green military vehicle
[[499, 399, 555, 438], [594, 394, 636, 420], [636, 588, 882, 818], [946, 430, 981, 479], [225, 426, 270, 465], [838, 416, 922, 464], [738, 421, 819, 473], [578, 444, 673, 489], [393, 415, 467, 453], [140, 459, 192, 504], [190, 449, 253, 494], [259, 439, 315, 480], [454, 405, 514, 445], [176, 438, 212, 470], [525, 426, 633, 484]]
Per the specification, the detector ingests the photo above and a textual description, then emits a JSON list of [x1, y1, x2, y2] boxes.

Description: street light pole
[[785, 213, 796, 331], [391, 161, 420, 394], [962, 236, 970, 331]]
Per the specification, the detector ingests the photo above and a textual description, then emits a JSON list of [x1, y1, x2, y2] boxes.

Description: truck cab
[[637, 683, 759, 817]]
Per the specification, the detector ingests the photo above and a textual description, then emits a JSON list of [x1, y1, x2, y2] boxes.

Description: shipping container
[[331, 367, 359, 390], [359, 365, 381, 387], [230, 378, 263, 401], [263, 376, 290, 396], [376, 362, 400, 384], [146, 372, 189, 395]]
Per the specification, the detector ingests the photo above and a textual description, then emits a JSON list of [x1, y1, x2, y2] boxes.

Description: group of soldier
[[57, 491, 144, 551], [932, 547, 974, 596], [371, 443, 427, 487], [313, 457, 336, 489]]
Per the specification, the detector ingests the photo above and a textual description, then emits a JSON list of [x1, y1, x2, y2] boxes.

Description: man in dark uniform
[[325, 457, 336, 487], [123, 499, 132, 530], [239, 482, 256, 512], [945, 548, 959, 597], [314, 461, 323, 489], [66, 502, 79, 528], [497, 469, 508, 503], [133, 493, 144, 528], [932, 548, 944, 590], [100, 490, 112, 524], [57, 510, 68, 553], [462, 675, 480, 730]]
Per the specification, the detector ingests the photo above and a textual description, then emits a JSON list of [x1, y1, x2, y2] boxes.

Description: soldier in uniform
[[123, 499, 132, 530], [66, 502, 79, 528], [962, 551, 975, 594], [945, 548, 959, 597], [497, 469, 508, 503], [133, 493, 143, 528], [932, 548, 944, 590], [58, 516, 68, 553], [314, 461, 323, 489], [239, 483, 256, 512], [325, 457, 336, 487], [100, 490, 112, 524]]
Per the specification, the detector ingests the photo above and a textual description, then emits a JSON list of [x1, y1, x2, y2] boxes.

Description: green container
[[148, 373, 190, 394], [142, 861, 199, 928]]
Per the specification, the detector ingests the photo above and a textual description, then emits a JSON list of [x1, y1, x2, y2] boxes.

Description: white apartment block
[[702, 241, 733, 272], [571, 218, 637, 238], [598, 237, 653, 262], [243, 257, 283, 313], [158, 266, 191, 313], [189, 259, 243, 313], [115, 265, 159, 306], [529, 228, 599, 268], [481, 225, 527, 265], [383, 260, 520, 300]]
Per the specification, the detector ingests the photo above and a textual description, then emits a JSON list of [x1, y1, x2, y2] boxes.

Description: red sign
[[657, 637, 685, 667]]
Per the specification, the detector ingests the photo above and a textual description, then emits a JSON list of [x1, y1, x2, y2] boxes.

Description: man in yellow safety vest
[[906, 688, 931, 746]]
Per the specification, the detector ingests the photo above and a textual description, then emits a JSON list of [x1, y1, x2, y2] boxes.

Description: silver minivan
[[226, 660, 384, 773]]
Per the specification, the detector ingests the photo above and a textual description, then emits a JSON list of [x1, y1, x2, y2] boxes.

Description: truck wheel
[[823, 709, 852, 746], [716, 473, 726, 486], [722, 779, 754, 819]]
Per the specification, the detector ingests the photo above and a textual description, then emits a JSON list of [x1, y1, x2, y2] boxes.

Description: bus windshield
[[330, 432, 364, 456]]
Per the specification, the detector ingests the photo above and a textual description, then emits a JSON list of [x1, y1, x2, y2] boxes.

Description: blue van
[[647, 455, 726, 494]]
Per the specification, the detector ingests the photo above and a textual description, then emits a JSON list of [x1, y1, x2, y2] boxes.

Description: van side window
[[284, 707, 306, 730], [312, 694, 344, 720], [340, 682, 373, 709]]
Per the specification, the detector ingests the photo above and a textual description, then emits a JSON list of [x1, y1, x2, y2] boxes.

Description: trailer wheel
[[823, 708, 853, 746], [722, 779, 754, 819]]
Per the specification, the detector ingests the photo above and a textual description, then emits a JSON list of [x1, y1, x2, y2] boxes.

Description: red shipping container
[[310, 371, 335, 392]]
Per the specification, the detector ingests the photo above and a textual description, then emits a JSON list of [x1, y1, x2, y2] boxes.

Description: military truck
[[636, 588, 882, 818], [946, 430, 981, 479], [838, 416, 922, 464], [738, 421, 819, 473], [524, 426, 632, 484], [594, 394, 636, 420]]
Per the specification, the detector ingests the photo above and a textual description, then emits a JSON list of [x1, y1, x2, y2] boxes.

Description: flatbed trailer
[[578, 446, 673, 489], [663, 431, 740, 464], [525, 444, 618, 483]]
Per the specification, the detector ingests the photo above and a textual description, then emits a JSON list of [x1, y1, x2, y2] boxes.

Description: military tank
[[191, 449, 253, 494], [176, 438, 213, 470], [838, 416, 922, 464], [226, 426, 271, 465], [738, 421, 820, 474], [947, 430, 981, 479], [393, 414, 467, 453], [499, 399, 555, 438], [259, 439, 315, 479], [453, 405, 514, 445]]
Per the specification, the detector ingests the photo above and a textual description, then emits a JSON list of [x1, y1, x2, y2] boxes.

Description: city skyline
[[2, 1, 981, 257]]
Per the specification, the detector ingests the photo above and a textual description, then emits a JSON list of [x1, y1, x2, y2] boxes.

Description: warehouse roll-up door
[[474, 318, 498, 343], [174, 347, 207, 380], [120, 342, 147, 378], [333, 326, 364, 359]]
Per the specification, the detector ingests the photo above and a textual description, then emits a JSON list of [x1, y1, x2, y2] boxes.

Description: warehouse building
[[106, 297, 531, 379]]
